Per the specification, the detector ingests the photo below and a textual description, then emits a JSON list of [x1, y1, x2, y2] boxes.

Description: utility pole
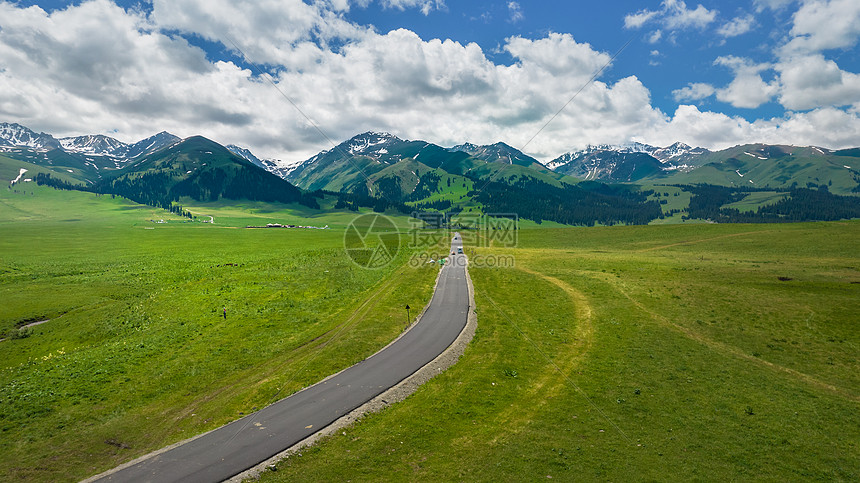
[[405, 304, 411, 329]]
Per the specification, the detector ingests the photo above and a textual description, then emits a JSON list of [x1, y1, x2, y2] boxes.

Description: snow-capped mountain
[[125, 132, 180, 159], [0, 122, 61, 151], [227, 144, 306, 179], [448, 142, 480, 154], [226, 144, 263, 167], [1, 122, 180, 162], [308, 131, 416, 168], [547, 142, 711, 179], [550, 150, 663, 182], [649, 142, 710, 165], [284, 131, 477, 191], [263, 159, 306, 179], [284, 131, 413, 188], [60, 134, 129, 157], [343, 131, 400, 157], [448, 141, 544, 168], [61, 132, 181, 159]]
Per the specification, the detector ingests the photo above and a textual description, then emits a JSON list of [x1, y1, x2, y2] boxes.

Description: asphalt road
[[93, 235, 469, 483]]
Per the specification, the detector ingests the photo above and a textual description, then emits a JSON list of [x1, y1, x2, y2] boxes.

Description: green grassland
[[2, 184, 858, 481], [0, 154, 83, 187], [722, 191, 791, 213], [259, 221, 859, 482], [644, 184, 697, 224], [0, 186, 445, 481], [0, 148, 128, 186], [405, 170, 477, 207], [180, 197, 380, 229]]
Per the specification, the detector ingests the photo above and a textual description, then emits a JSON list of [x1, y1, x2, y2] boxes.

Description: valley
[[1, 124, 858, 482], [258, 221, 860, 482], [1, 183, 857, 481], [4, 122, 860, 229], [3, 1, 860, 481], [0, 185, 441, 481]]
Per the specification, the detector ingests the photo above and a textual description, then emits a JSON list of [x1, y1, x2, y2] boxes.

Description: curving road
[[91, 234, 470, 483]]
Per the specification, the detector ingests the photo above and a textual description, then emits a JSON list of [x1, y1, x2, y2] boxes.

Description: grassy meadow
[[0, 185, 443, 481], [259, 221, 859, 481], [1, 184, 858, 482]]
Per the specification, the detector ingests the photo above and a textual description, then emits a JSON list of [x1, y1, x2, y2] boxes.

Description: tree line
[[684, 184, 860, 222], [470, 178, 662, 226]]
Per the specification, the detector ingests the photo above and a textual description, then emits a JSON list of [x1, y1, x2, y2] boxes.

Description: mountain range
[[0, 123, 181, 182], [1, 122, 180, 160], [274, 131, 858, 196], [3, 121, 859, 225], [546, 142, 711, 182], [4, 121, 856, 194]]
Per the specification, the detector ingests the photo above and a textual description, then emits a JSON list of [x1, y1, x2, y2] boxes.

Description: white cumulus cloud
[[643, 104, 860, 151], [713, 56, 778, 109], [507, 1, 524, 23], [781, 0, 860, 55], [718, 14, 755, 38], [624, 9, 659, 29], [776, 54, 860, 110], [1, 0, 860, 165], [624, 0, 718, 31], [672, 82, 716, 102], [377, 0, 446, 15]]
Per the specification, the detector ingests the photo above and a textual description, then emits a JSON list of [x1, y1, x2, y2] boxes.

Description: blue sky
[[2, 0, 860, 162]]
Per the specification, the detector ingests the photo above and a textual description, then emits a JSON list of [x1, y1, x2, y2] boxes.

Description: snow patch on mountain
[[125, 132, 180, 159], [59, 134, 128, 157], [0, 122, 61, 151], [545, 159, 568, 170], [227, 144, 306, 179], [11, 168, 27, 184], [347, 132, 397, 155], [744, 151, 768, 160], [548, 141, 711, 176]]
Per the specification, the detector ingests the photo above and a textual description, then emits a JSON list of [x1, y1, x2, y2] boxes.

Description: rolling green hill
[[286, 133, 578, 198], [657, 144, 860, 194], [0, 154, 83, 188], [0, 147, 123, 185], [359, 160, 479, 212], [105, 136, 318, 208], [448, 141, 548, 169], [31, 136, 320, 211]]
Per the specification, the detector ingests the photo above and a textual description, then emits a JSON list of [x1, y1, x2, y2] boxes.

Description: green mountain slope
[[445, 156, 576, 188], [97, 136, 317, 208], [554, 151, 664, 182], [658, 144, 860, 194], [286, 133, 579, 196], [449, 142, 547, 169], [355, 159, 478, 212], [1, 154, 81, 185], [0, 147, 125, 185]]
